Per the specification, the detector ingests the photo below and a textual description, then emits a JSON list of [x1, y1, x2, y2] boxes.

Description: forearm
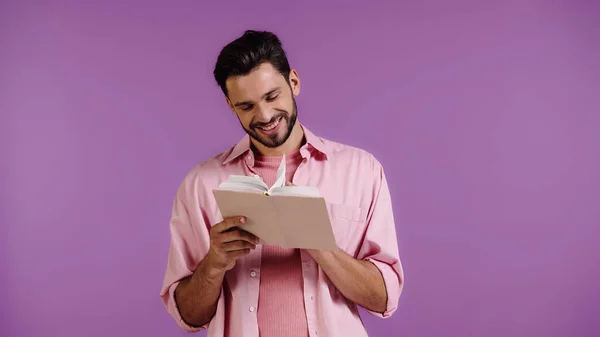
[[174, 255, 225, 327], [309, 249, 387, 313]]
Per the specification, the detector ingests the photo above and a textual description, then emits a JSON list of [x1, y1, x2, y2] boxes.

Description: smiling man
[[159, 30, 404, 337]]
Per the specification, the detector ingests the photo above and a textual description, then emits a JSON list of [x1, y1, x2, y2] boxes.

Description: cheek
[[243, 116, 254, 127], [235, 111, 253, 127], [274, 100, 292, 114]]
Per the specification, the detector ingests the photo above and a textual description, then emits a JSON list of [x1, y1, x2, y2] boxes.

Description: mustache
[[251, 112, 286, 128]]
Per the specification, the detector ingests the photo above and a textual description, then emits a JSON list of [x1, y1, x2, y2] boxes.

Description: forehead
[[226, 62, 286, 101]]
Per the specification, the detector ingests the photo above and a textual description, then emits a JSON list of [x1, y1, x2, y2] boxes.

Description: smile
[[258, 116, 282, 133]]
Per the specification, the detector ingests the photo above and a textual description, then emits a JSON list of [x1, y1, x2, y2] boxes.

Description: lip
[[257, 117, 282, 136]]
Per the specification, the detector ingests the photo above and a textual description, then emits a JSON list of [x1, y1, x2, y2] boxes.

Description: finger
[[238, 230, 260, 244], [285, 181, 296, 186], [228, 249, 252, 260], [221, 229, 259, 244], [222, 240, 256, 252], [214, 216, 246, 233]]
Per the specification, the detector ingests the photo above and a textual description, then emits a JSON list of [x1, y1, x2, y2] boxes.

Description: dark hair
[[213, 30, 291, 96]]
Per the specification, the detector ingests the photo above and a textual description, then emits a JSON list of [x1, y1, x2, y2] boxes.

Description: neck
[[251, 121, 305, 156]]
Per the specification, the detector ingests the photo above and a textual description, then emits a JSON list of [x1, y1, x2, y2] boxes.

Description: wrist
[[202, 251, 228, 280], [307, 248, 338, 262]]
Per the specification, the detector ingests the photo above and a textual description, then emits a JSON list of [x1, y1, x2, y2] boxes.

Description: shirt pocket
[[326, 203, 367, 254]]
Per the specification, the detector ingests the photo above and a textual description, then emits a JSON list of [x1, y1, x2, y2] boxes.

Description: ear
[[288, 69, 301, 96]]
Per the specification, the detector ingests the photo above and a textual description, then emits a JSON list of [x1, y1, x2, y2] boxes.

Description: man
[[159, 30, 404, 337]]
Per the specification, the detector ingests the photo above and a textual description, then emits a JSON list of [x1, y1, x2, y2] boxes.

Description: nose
[[255, 102, 275, 123]]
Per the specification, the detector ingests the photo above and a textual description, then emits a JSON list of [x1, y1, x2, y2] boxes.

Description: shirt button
[[310, 296, 314, 301], [250, 270, 257, 277], [249, 306, 255, 312], [247, 155, 252, 160]]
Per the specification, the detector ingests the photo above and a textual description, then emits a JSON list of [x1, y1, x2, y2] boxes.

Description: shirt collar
[[222, 123, 329, 165]]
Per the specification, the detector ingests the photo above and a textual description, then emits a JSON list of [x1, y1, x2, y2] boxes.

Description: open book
[[212, 155, 337, 250]]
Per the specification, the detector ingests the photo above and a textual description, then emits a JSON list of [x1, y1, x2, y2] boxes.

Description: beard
[[243, 97, 298, 148]]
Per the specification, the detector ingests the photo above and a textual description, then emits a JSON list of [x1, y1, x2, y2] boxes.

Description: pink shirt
[[159, 124, 404, 337], [253, 151, 309, 337]]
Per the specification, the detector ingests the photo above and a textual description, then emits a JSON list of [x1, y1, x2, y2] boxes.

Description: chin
[[263, 135, 285, 148], [256, 130, 285, 148], [247, 115, 296, 149]]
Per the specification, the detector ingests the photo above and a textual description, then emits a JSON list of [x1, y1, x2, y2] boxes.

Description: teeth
[[260, 117, 280, 131]]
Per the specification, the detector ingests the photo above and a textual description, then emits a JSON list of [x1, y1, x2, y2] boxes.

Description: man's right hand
[[206, 216, 259, 272], [175, 216, 259, 327]]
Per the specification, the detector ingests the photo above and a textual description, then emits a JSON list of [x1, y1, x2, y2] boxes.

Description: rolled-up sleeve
[[356, 159, 404, 318], [159, 178, 222, 331]]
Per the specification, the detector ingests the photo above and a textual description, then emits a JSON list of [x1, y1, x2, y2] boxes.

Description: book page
[[269, 185, 321, 197], [271, 154, 286, 191], [218, 175, 268, 193], [217, 154, 286, 194]]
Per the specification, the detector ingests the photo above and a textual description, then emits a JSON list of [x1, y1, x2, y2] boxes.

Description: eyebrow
[[233, 87, 281, 107]]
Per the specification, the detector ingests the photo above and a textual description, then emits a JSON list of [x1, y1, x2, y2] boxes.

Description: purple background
[[2, 1, 599, 337]]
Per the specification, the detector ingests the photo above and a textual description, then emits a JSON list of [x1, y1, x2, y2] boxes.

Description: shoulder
[[316, 135, 389, 206], [175, 145, 237, 198], [187, 150, 230, 180], [320, 136, 384, 174]]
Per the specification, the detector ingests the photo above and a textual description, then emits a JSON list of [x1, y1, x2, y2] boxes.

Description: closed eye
[[266, 94, 279, 102], [240, 104, 254, 112]]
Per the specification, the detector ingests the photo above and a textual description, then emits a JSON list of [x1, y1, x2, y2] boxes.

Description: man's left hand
[[286, 181, 387, 313]]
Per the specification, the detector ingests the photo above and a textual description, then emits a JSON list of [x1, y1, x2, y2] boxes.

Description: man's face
[[225, 62, 300, 149]]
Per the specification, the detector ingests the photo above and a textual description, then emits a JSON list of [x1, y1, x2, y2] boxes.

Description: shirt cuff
[[363, 258, 403, 318], [166, 281, 207, 332]]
